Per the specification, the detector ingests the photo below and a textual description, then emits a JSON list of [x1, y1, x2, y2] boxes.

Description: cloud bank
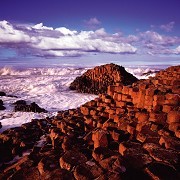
[[0, 20, 179, 58], [0, 20, 137, 57]]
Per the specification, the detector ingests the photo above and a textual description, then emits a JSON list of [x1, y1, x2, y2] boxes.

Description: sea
[[0, 57, 179, 132]]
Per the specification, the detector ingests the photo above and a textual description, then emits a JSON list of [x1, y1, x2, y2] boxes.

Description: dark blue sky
[[1, 0, 180, 33], [0, 0, 179, 63]]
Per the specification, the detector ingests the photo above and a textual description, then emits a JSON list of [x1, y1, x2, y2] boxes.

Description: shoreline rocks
[[13, 100, 47, 113], [70, 63, 138, 94], [0, 64, 179, 179]]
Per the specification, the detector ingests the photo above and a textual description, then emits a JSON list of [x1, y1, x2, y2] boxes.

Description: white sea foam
[[0, 65, 164, 132]]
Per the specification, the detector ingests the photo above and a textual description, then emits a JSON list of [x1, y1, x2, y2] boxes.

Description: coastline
[[0, 64, 179, 179]]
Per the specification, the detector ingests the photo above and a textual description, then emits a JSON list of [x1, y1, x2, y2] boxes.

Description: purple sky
[[0, 0, 179, 64]]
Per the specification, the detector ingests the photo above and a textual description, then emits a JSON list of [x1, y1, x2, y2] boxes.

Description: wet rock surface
[[70, 63, 138, 94], [0, 65, 179, 179], [14, 101, 47, 113]]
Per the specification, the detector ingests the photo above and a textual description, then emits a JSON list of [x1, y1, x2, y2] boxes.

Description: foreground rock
[[14, 100, 47, 113], [70, 63, 138, 94], [0, 65, 179, 179]]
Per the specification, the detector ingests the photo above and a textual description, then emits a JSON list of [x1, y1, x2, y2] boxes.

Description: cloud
[[0, 20, 179, 58], [84, 17, 101, 29], [172, 46, 180, 55], [160, 21, 175, 32], [127, 30, 180, 56], [139, 31, 180, 49], [0, 20, 31, 43], [0, 20, 137, 57], [32, 23, 53, 30]]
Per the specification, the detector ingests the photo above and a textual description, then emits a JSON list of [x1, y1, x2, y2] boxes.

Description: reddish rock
[[145, 162, 179, 180], [92, 129, 108, 149], [74, 162, 103, 180], [143, 143, 179, 165], [92, 147, 113, 162], [42, 169, 74, 180], [80, 106, 89, 116], [9, 167, 40, 180], [49, 128, 64, 149], [38, 156, 59, 175], [123, 148, 152, 169], [59, 150, 87, 171], [69, 64, 138, 95], [159, 136, 180, 150], [136, 112, 149, 123], [149, 112, 167, 125], [99, 155, 126, 174], [119, 141, 142, 156], [167, 111, 180, 124]]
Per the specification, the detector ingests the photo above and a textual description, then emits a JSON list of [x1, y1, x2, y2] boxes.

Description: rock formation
[[70, 63, 138, 94], [0, 99, 6, 110], [13, 100, 47, 113], [0, 65, 179, 179], [0, 92, 6, 96]]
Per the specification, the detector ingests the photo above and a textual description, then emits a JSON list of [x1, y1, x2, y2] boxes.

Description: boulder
[[41, 169, 74, 180], [0, 91, 6, 96], [9, 167, 40, 180], [69, 63, 138, 94], [59, 150, 87, 171], [92, 129, 108, 149], [14, 101, 47, 113], [74, 162, 103, 180], [0, 99, 6, 110], [145, 162, 179, 180]]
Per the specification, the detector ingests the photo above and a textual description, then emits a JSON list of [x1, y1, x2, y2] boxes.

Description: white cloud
[[1, 20, 179, 57], [140, 31, 180, 46], [0, 20, 137, 57], [0, 20, 30, 43], [173, 46, 180, 55], [32, 23, 53, 30], [55, 27, 77, 35], [160, 21, 175, 32]]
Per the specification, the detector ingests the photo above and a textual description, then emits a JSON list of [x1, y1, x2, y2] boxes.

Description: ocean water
[[0, 58, 177, 132]]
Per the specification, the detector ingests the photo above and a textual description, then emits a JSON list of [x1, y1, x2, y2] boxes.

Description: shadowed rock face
[[0, 65, 179, 179], [70, 63, 138, 94], [13, 101, 47, 113]]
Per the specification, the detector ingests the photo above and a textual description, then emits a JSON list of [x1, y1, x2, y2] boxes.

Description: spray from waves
[[0, 66, 88, 76], [125, 66, 162, 79]]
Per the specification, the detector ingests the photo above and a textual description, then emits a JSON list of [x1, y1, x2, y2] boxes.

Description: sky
[[0, 0, 179, 65]]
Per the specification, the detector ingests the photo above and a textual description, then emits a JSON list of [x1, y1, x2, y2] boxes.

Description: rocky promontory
[[70, 63, 138, 94], [0, 65, 179, 179]]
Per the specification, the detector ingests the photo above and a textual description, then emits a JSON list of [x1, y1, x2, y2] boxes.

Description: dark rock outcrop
[[0, 92, 6, 96], [0, 65, 179, 179], [70, 63, 138, 94], [0, 99, 6, 110], [14, 101, 47, 113]]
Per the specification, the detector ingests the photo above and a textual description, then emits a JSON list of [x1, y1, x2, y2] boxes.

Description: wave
[[0, 65, 164, 78], [0, 66, 88, 76]]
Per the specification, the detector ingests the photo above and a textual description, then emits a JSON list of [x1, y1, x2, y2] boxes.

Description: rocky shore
[[0, 64, 179, 179]]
